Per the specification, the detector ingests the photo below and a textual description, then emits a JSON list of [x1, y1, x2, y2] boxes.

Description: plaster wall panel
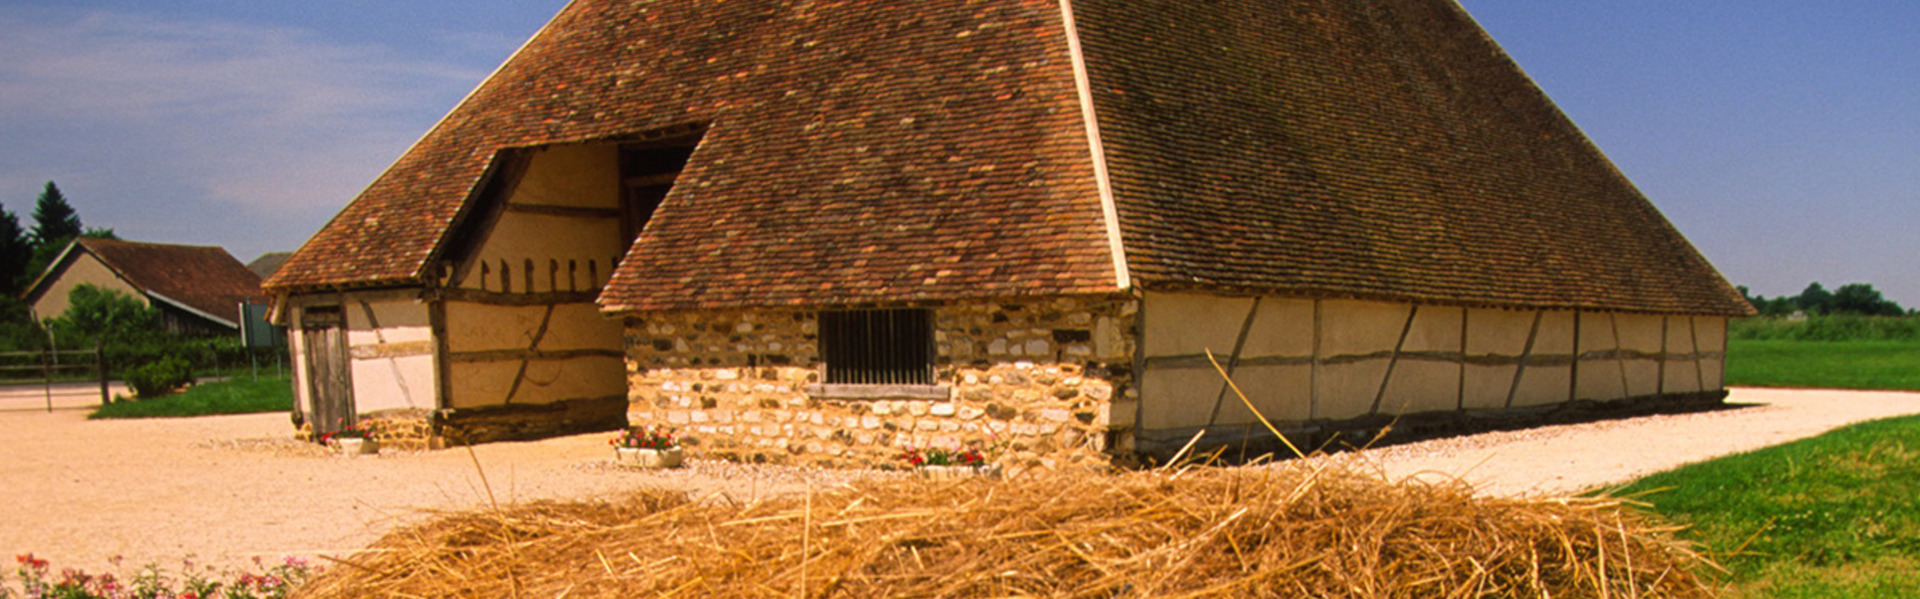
[[446, 302, 622, 353], [1140, 366, 1235, 430], [512, 143, 620, 208], [1319, 299, 1411, 357], [1142, 292, 1255, 358], [1212, 363, 1312, 424], [447, 355, 626, 408], [1381, 360, 1461, 413], [31, 253, 144, 322], [1236, 297, 1314, 358], [350, 353, 435, 413], [1317, 361, 1390, 420]]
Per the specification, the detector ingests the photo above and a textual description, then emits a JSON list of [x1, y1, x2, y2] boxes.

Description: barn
[[264, 0, 1751, 465]]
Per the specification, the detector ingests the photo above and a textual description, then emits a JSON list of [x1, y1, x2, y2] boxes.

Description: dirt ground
[[4, 387, 1918, 575]]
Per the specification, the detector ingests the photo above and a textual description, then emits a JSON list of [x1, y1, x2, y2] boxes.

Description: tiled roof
[[266, 0, 1119, 310], [267, 0, 1750, 317], [245, 252, 293, 280], [1073, 0, 1751, 315], [63, 239, 262, 323]]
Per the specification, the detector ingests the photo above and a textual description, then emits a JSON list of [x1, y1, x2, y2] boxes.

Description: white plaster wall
[[344, 300, 434, 413]]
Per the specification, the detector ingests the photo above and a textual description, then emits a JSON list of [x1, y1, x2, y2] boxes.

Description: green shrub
[[125, 355, 194, 398], [1730, 315, 1920, 342]]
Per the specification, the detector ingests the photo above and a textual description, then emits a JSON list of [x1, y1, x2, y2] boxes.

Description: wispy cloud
[[0, 7, 488, 220]]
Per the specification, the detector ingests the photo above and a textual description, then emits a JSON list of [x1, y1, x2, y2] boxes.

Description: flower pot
[[917, 463, 1002, 480], [331, 438, 378, 456], [614, 446, 684, 469]]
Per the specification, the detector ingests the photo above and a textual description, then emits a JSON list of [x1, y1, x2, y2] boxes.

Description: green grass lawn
[[90, 375, 293, 419], [1612, 415, 1920, 598], [1726, 340, 1920, 392]]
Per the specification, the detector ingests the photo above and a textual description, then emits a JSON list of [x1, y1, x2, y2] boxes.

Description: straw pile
[[296, 465, 1716, 598]]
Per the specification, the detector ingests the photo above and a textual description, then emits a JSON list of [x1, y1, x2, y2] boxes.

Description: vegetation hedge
[[1729, 315, 1920, 342]]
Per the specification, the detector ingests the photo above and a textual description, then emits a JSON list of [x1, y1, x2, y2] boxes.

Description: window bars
[[820, 309, 934, 385]]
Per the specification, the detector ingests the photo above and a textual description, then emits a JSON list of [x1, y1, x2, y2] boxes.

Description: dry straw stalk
[[296, 464, 1716, 598]]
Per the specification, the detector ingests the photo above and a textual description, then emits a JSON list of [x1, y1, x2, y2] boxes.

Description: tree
[[45, 284, 160, 346], [0, 201, 31, 295], [1831, 283, 1905, 317], [30, 181, 82, 246], [1796, 282, 1833, 316]]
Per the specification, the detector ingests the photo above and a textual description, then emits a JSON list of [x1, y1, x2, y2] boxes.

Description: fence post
[[98, 341, 110, 405], [42, 347, 53, 413]]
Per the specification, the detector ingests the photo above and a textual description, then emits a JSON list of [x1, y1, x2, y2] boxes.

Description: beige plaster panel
[[1615, 313, 1667, 353], [1529, 311, 1576, 355], [1664, 316, 1706, 356], [1695, 317, 1728, 350], [515, 143, 620, 208], [446, 355, 626, 409], [1576, 357, 1632, 401], [1315, 361, 1390, 420], [349, 353, 435, 413], [1403, 306, 1465, 353], [1380, 360, 1463, 414], [445, 302, 622, 353], [1464, 308, 1534, 355], [1318, 299, 1414, 357], [1662, 359, 1704, 394], [1701, 355, 1726, 390], [1142, 292, 1254, 358], [1236, 297, 1313, 358], [469, 216, 625, 293], [1140, 366, 1239, 430], [1460, 364, 1517, 410], [1204, 364, 1313, 426], [30, 253, 145, 322], [344, 301, 432, 347], [1511, 365, 1572, 407]]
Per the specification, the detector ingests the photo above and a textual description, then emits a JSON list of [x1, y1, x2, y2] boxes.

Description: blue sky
[[1, 1, 1913, 307]]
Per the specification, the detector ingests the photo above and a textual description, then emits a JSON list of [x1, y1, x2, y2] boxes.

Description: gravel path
[[3, 387, 1917, 574]]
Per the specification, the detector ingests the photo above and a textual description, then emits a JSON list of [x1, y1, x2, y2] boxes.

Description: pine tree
[[0, 202, 30, 295], [31, 181, 83, 246]]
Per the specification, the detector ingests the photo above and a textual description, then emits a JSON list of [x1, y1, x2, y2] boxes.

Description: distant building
[[246, 252, 295, 281], [24, 238, 265, 336]]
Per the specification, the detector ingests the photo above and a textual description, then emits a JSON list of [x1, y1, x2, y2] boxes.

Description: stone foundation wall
[[624, 296, 1138, 474]]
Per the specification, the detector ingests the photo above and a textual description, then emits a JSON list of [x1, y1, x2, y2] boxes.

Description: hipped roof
[[265, 0, 1752, 317], [27, 238, 263, 325]]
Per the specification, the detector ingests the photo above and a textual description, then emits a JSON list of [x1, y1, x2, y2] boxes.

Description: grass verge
[[1611, 415, 1920, 598], [90, 375, 293, 419], [1726, 340, 1920, 392]]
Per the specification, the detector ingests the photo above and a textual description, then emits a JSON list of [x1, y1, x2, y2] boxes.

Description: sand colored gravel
[[2, 387, 1916, 574]]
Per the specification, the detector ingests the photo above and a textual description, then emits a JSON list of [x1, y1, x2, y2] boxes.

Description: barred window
[[819, 309, 933, 385]]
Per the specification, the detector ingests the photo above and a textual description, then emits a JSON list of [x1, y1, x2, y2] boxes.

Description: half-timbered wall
[[286, 294, 434, 427], [441, 141, 630, 410], [1135, 291, 1729, 452]]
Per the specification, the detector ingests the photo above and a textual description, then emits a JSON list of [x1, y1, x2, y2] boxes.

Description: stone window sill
[[807, 384, 951, 401]]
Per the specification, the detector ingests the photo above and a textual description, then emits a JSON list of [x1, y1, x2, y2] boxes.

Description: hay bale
[[296, 465, 1715, 598]]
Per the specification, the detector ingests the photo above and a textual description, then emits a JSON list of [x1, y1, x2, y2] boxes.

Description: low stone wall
[[359, 409, 434, 451], [624, 296, 1137, 474]]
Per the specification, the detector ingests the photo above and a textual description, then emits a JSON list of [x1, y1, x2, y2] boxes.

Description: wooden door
[[301, 307, 354, 436]]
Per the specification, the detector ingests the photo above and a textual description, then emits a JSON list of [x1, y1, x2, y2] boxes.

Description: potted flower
[[900, 445, 1000, 480], [320, 420, 378, 456], [610, 425, 682, 468]]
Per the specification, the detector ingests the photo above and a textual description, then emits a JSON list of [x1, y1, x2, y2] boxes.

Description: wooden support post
[[1609, 312, 1631, 399], [1569, 311, 1582, 403], [1309, 299, 1323, 420], [1369, 304, 1419, 415], [1206, 297, 1263, 428], [1503, 311, 1544, 409], [97, 342, 109, 405], [1457, 308, 1469, 411]]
